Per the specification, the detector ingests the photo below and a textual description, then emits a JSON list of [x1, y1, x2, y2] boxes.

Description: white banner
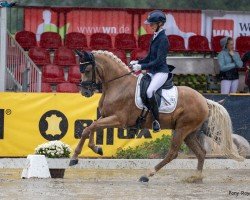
[[202, 10, 250, 44]]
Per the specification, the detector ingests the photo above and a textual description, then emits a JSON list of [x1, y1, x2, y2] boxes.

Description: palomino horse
[[70, 50, 244, 182]]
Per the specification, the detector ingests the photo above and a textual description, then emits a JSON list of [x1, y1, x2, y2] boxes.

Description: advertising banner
[[0, 92, 171, 157], [24, 8, 202, 46], [21, 8, 250, 49]]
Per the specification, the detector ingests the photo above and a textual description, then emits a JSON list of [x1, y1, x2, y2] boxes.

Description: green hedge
[[116, 134, 189, 159]]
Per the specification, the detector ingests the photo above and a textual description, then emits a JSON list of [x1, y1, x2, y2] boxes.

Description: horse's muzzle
[[81, 88, 94, 97]]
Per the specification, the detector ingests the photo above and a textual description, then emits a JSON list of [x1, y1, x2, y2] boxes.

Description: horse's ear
[[75, 50, 94, 63], [75, 50, 85, 59]]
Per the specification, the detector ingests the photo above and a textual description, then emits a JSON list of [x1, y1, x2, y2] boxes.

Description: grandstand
[[0, 6, 250, 93]]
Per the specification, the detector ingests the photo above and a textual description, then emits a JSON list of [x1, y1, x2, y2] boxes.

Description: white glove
[[129, 60, 138, 66], [132, 64, 142, 72]]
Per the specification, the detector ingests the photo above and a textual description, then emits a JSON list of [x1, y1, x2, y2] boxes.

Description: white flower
[[34, 140, 71, 158]]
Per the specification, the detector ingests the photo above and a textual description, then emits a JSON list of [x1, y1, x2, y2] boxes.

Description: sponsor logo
[[212, 19, 234, 37], [39, 110, 68, 141]]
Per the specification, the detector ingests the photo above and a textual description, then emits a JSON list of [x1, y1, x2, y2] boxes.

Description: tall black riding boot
[[149, 93, 161, 132]]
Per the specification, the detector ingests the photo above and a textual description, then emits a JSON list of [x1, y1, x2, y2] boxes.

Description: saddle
[[140, 73, 174, 109], [128, 65, 176, 135]]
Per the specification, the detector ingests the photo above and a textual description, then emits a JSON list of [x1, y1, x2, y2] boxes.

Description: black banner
[[204, 94, 250, 142]]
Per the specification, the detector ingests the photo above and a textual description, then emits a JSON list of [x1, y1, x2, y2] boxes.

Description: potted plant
[[35, 140, 71, 178]]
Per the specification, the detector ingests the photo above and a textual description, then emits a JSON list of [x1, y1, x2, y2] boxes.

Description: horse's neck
[[104, 65, 129, 83], [100, 62, 137, 104], [95, 54, 137, 110], [99, 74, 137, 114], [98, 57, 133, 90], [102, 70, 136, 94]]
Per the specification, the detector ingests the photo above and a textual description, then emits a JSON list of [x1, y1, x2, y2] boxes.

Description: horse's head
[[76, 50, 134, 97], [75, 50, 100, 97]]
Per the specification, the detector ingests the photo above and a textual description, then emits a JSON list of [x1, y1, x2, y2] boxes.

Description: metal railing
[[5, 67, 22, 91], [6, 31, 42, 92]]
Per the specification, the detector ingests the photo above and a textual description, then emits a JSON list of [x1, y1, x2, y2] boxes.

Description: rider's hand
[[132, 64, 142, 72], [129, 60, 138, 66]]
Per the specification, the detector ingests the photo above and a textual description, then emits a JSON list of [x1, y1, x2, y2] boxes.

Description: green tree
[[17, 0, 250, 11]]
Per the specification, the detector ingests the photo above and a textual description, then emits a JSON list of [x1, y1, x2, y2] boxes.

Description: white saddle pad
[[135, 74, 178, 114]]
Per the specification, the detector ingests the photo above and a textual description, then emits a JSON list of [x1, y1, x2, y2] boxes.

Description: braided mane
[[92, 50, 131, 72]]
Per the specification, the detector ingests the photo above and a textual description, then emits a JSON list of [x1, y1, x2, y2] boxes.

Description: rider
[[130, 10, 170, 133]]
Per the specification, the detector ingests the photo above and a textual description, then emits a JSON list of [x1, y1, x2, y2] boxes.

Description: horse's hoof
[[139, 176, 149, 183], [97, 147, 103, 156], [69, 159, 78, 166]]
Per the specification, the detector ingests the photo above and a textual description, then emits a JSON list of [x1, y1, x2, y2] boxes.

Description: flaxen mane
[[92, 50, 131, 73]]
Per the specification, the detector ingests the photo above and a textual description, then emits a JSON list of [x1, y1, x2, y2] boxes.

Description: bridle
[[76, 50, 133, 96]]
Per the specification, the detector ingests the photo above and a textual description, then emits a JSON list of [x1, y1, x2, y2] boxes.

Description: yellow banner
[[0, 92, 171, 157]]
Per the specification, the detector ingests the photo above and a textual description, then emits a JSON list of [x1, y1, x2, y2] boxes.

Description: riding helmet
[[144, 10, 166, 24]]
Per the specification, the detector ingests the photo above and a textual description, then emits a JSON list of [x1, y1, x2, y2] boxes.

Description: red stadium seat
[[40, 32, 62, 49], [68, 65, 81, 83], [188, 35, 211, 53], [109, 49, 127, 64], [115, 34, 137, 50], [31, 82, 52, 92], [42, 64, 65, 84], [130, 49, 148, 60], [138, 34, 153, 50], [168, 35, 186, 52], [41, 83, 52, 92], [28, 47, 51, 66], [211, 35, 225, 53], [57, 82, 79, 93], [53, 47, 77, 66], [15, 31, 37, 50], [90, 33, 112, 50], [65, 32, 88, 50], [236, 36, 250, 54]]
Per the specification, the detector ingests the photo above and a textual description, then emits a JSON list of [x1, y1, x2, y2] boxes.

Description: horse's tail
[[206, 99, 244, 161]]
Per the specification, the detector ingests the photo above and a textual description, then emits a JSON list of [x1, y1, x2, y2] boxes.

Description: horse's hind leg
[[139, 123, 201, 182], [184, 131, 206, 183], [139, 129, 185, 182], [184, 131, 206, 172]]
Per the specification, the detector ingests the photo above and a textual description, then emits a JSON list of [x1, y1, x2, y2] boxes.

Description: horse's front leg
[[87, 115, 121, 155], [69, 125, 92, 166], [69, 115, 121, 166], [88, 131, 103, 155]]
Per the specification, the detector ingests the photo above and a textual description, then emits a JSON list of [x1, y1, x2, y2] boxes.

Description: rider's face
[[149, 23, 158, 32]]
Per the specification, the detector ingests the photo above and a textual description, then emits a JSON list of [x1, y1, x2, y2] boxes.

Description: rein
[[80, 59, 134, 90], [101, 70, 134, 84]]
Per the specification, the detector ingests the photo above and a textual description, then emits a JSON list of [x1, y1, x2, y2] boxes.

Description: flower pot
[[49, 168, 65, 178]]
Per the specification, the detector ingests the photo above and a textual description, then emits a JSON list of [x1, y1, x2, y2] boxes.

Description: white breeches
[[146, 72, 169, 98]]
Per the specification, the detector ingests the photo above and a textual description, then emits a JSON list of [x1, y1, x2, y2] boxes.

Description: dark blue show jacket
[[138, 30, 170, 74]]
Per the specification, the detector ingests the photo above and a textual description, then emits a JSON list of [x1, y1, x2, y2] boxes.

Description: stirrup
[[152, 120, 161, 132]]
